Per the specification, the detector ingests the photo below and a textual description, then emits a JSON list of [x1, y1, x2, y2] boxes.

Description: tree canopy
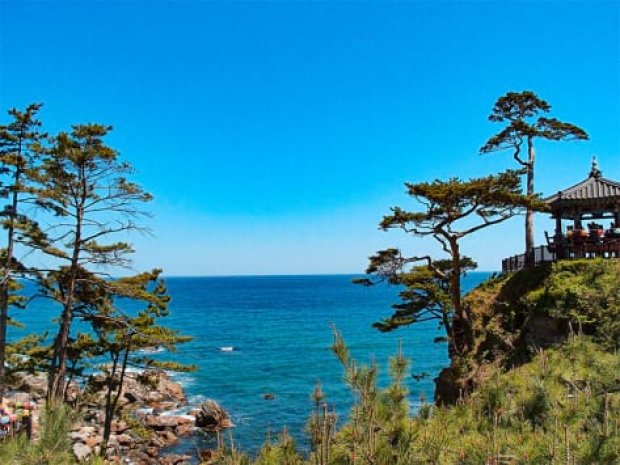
[[481, 90, 587, 266], [359, 170, 540, 355]]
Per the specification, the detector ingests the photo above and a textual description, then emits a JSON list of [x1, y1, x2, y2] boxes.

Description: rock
[[149, 401, 178, 411], [200, 449, 220, 464], [125, 449, 151, 465], [144, 414, 181, 429], [160, 454, 191, 465], [115, 433, 134, 446], [146, 446, 159, 457], [85, 369, 186, 412], [124, 391, 139, 403], [149, 435, 165, 448], [524, 314, 566, 348], [10, 392, 31, 403], [146, 391, 165, 403], [157, 430, 178, 445], [73, 442, 92, 461], [194, 400, 233, 430], [12, 372, 48, 400], [85, 435, 103, 448], [111, 420, 130, 433], [71, 425, 97, 434], [176, 424, 193, 437], [70, 431, 90, 443]]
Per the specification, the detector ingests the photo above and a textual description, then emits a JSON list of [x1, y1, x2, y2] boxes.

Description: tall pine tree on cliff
[[481, 91, 587, 267], [358, 171, 539, 356], [0, 104, 48, 402], [36, 124, 153, 401]]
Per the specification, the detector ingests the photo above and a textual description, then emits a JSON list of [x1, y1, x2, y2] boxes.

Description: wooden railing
[[502, 238, 620, 273], [501, 246, 555, 273]]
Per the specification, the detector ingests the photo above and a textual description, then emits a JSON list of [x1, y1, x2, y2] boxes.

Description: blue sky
[[1, 0, 619, 275]]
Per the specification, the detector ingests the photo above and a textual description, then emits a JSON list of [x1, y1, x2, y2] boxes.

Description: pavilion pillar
[[554, 215, 563, 259]]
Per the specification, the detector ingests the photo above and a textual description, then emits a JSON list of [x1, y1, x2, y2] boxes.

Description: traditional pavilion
[[502, 158, 620, 272], [545, 158, 620, 260]]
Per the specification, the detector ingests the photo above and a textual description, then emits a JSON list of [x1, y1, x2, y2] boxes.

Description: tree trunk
[[524, 137, 536, 267], [102, 351, 120, 446], [48, 166, 85, 402], [449, 238, 473, 355], [103, 339, 131, 450], [0, 162, 22, 404]]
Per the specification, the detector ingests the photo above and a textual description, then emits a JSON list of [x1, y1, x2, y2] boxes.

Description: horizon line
[[159, 270, 499, 279]]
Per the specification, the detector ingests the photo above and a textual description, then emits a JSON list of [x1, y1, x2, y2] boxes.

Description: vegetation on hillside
[[1, 93, 616, 465], [0, 104, 193, 459], [210, 333, 619, 465]]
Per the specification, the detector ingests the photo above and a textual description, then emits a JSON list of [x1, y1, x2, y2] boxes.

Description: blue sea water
[[11, 273, 490, 455]]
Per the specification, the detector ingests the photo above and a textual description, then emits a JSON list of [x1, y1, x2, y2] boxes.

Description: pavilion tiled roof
[[545, 160, 620, 205]]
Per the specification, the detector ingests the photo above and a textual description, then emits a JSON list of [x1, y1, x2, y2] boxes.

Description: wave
[[218, 346, 236, 352], [137, 346, 166, 354]]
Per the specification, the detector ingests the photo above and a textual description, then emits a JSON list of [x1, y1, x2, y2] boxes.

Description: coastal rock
[[146, 391, 165, 403], [157, 429, 179, 445], [176, 423, 193, 437], [73, 442, 92, 461], [149, 435, 166, 448], [160, 454, 191, 465], [116, 433, 135, 446], [194, 400, 233, 430], [110, 420, 130, 433], [144, 414, 181, 429], [85, 435, 103, 448], [85, 369, 186, 410], [70, 430, 91, 443], [11, 372, 48, 400]]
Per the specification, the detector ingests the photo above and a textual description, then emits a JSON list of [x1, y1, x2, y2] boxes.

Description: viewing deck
[[502, 160, 620, 274], [502, 236, 620, 273]]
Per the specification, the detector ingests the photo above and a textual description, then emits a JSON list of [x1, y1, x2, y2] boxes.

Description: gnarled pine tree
[[37, 124, 152, 401], [359, 171, 539, 356], [481, 91, 587, 267]]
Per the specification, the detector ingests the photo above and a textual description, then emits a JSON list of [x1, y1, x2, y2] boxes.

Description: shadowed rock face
[[194, 399, 233, 430], [68, 370, 198, 464], [434, 259, 618, 406]]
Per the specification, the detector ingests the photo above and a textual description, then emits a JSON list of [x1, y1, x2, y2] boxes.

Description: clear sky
[[1, 0, 619, 275]]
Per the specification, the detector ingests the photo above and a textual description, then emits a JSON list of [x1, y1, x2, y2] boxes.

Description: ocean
[[11, 272, 490, 456]]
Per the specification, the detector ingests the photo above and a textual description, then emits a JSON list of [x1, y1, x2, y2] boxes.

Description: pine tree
[[359, 171, 539, 355], [80, 269, 195, 448], [35, 123, 152, 401], [480, 91, 588, 267], [0, 104, 47, 402]]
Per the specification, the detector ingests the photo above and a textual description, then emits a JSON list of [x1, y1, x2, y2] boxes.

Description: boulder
[[85, 435, 103, 448], [176, 424, 193, 437], [157, 429, 178, 446], [115, 433, 135, 446], [12, 372, 48, 400], [70, 431, 90, 443], [111, 420, 130, 433], [73, 442, 92, 461], [144, 414, 181, 429], [160, 454, 191, 465], [194, 400, 233, 430], [146, 391, 165, 404]]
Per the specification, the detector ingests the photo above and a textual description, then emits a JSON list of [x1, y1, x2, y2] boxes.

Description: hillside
[[436, 259, 620, 405]]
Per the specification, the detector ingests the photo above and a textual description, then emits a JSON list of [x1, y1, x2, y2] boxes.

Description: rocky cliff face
[[435, 259, 620, 405]]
